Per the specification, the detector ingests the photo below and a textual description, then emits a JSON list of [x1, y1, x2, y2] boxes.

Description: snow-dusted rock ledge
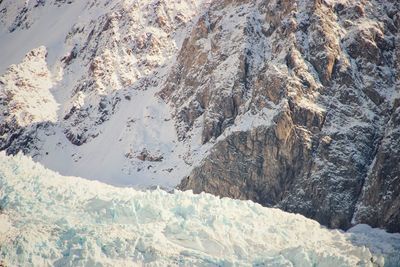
[[0, 153, 399, 266]]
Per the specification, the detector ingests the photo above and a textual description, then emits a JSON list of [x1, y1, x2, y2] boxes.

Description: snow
[[220, 105, 279, 138], [0, 0, 92, 74], [0, 46, 58, 126], [37, 85, 207, 188], [1, 153, 400, 266], [0, 0, 210, 189]]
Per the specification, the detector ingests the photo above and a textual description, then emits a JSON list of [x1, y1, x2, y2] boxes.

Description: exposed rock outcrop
[[354, 105, 400, 232], [175, 0, 400, 231]]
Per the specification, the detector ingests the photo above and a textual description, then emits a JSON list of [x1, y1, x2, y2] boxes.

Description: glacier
[[0, 152, 400, 267]]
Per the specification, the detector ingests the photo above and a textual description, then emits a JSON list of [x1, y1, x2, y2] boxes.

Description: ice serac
[[1, 153, 400, 266], [175, 0, 400, 231]]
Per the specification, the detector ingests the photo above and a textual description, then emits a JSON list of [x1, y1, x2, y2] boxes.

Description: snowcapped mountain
[[0, 0, 399, 235], [1, 153, 400, 266], [172, 0, 400, 232], [0, 0, 210, 188]]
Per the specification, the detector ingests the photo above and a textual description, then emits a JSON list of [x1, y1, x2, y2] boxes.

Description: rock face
[[353, 103, 400, 232], [0, 0, 399, 232], [175, 0, 400, 232]]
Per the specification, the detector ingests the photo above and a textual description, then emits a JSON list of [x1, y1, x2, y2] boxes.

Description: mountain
[[0, 0, 208, 188], [0, 0, 399, 233], [1, 153, 400, 266], [173, 0, 400, 232]]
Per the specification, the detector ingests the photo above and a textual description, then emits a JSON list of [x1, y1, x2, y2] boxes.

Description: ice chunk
[[0, 152, 399, 266]]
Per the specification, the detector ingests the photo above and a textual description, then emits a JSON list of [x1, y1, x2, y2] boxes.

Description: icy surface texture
[[0, 153, 400, 266]]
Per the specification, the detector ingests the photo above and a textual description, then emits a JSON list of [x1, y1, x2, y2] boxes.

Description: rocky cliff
[[174, 0, 400, 232], [0, 0, 399, 232]]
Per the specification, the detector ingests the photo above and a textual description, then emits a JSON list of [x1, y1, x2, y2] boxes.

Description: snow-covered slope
[[0, 153, 400, 266], [0, 0, 210, 188]]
